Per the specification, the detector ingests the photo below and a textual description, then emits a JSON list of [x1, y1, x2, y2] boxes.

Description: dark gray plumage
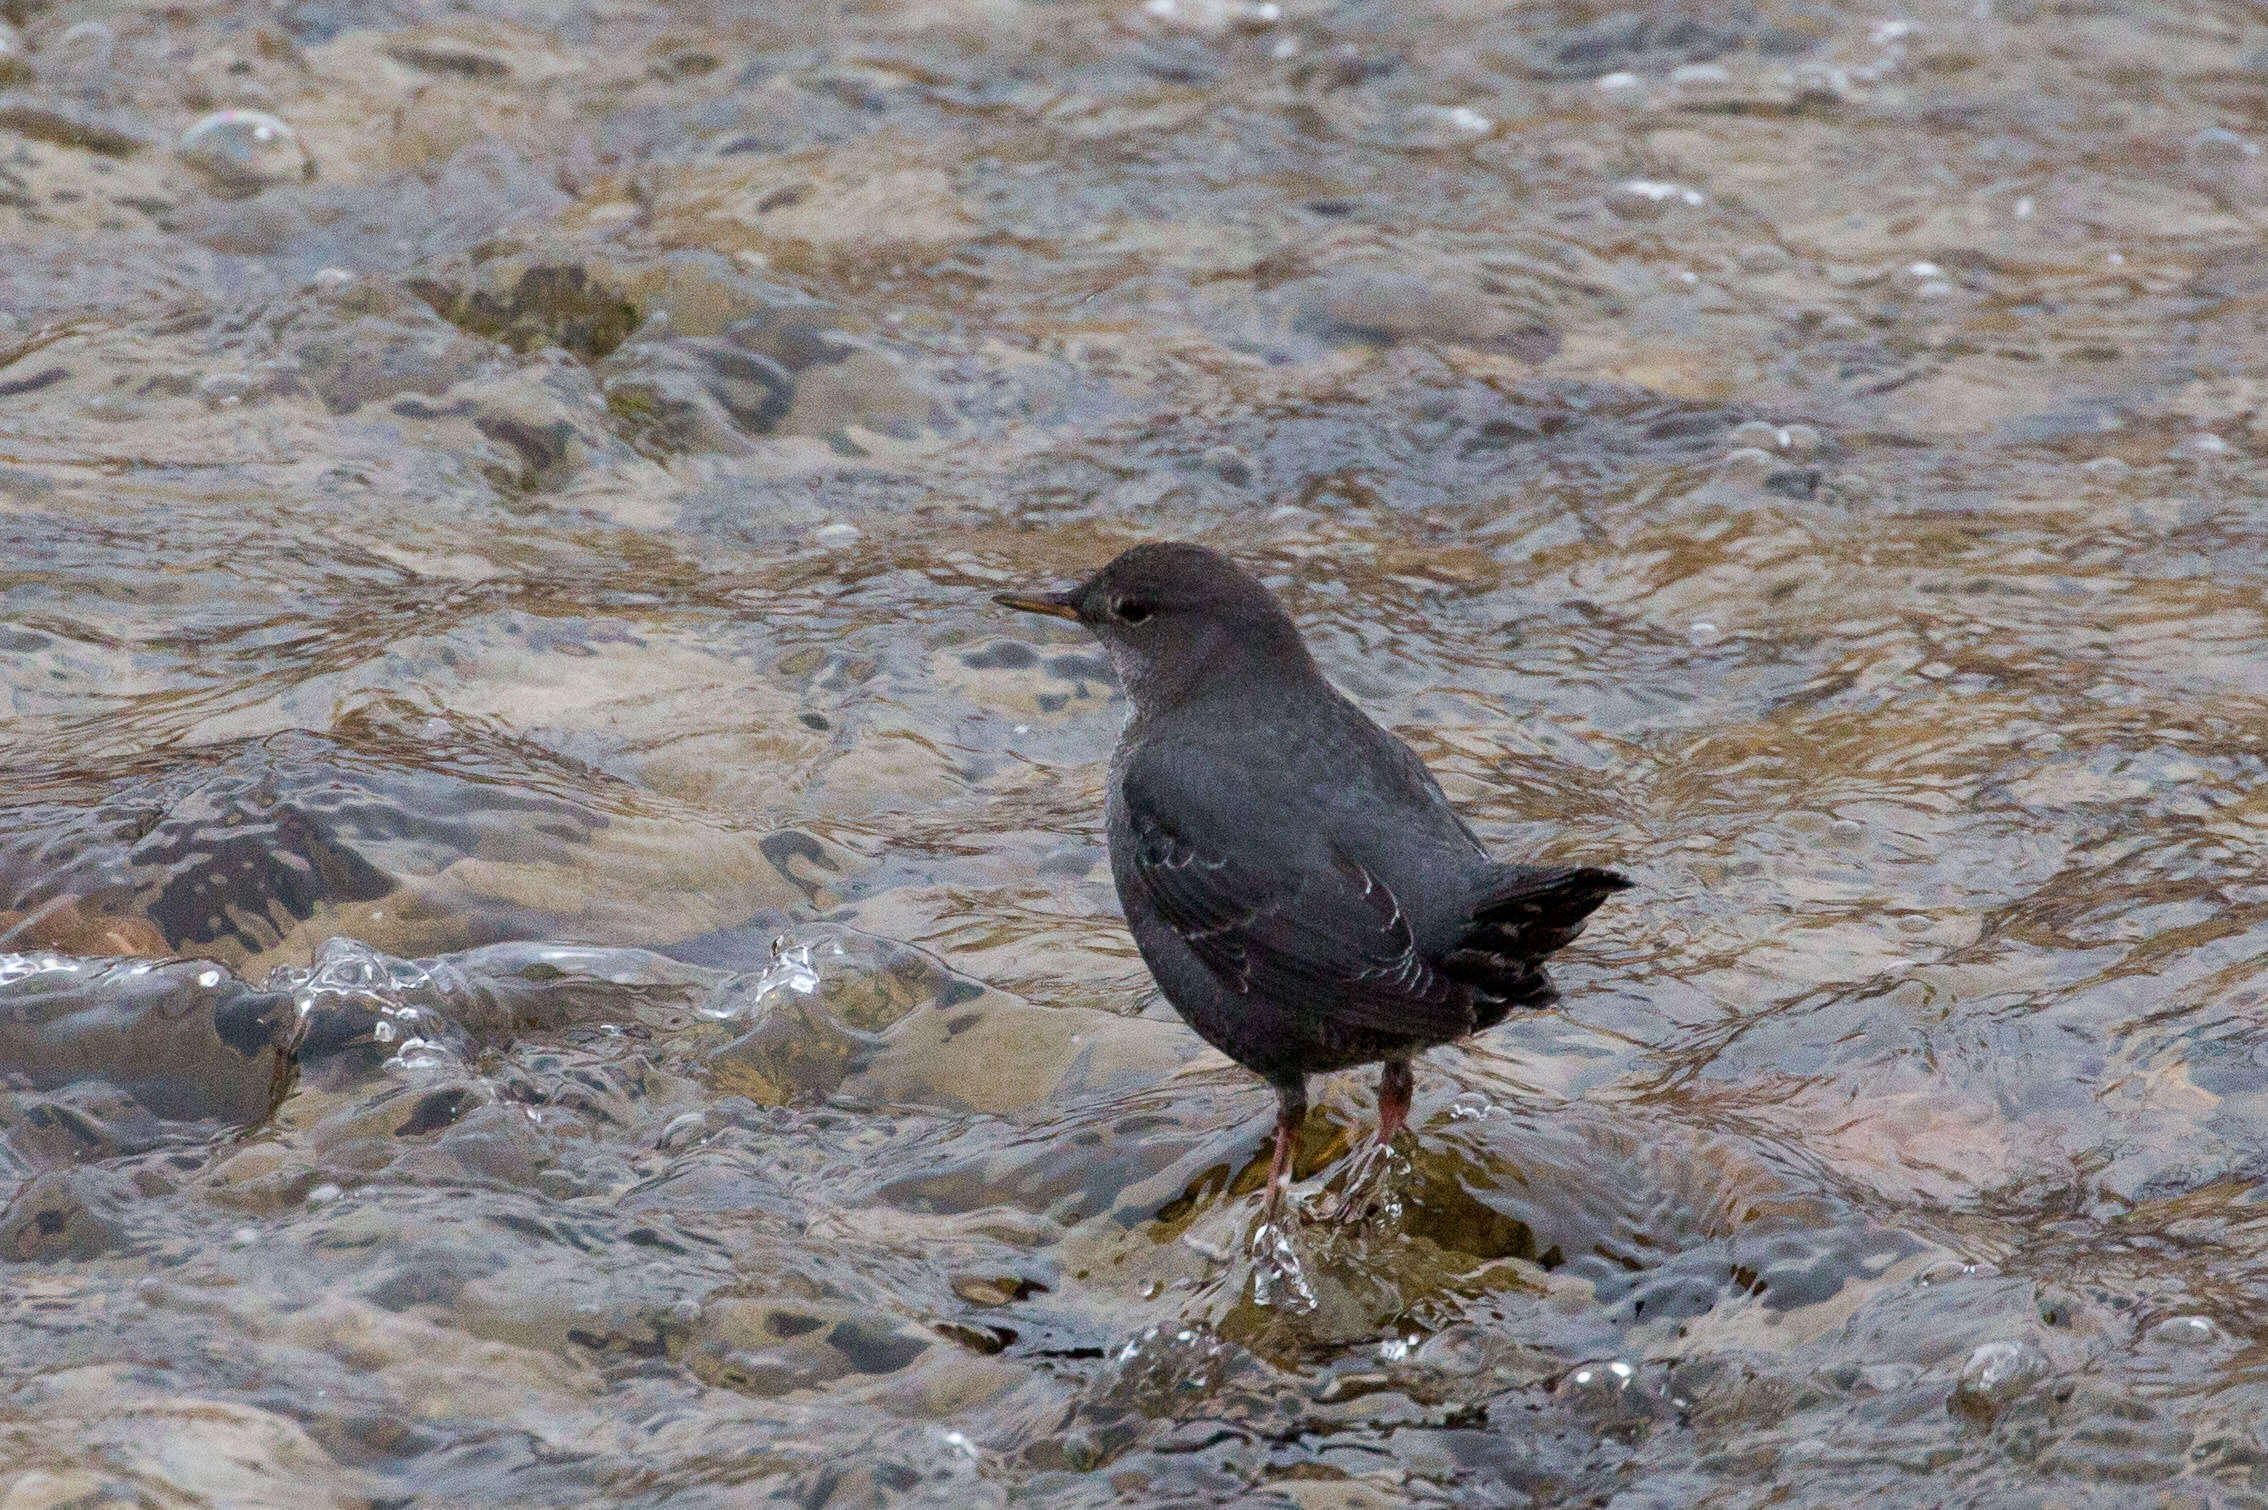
[[998, 542, 1629, 1227]]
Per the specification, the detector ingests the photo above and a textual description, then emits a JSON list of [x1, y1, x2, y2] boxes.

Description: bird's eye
[[1114, 597, 1154, 625]]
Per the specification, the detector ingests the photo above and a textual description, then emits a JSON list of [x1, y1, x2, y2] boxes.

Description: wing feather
[[1121, 759, 1477, 1040]]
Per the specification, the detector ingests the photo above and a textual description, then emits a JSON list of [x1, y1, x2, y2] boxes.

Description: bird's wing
[[1119, 748, 1476, 1040]]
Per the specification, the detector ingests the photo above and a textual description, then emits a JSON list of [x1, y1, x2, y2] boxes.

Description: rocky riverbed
[[4, 0, 2268, 1504]]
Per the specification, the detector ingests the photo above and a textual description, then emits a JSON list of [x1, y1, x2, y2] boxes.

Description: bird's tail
[[1439, 864, 1631, 1016]]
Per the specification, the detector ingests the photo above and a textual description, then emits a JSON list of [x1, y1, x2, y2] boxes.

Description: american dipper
[[997, 543, 1629, 1227]]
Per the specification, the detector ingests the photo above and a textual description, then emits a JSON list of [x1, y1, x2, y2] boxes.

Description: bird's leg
[[1376, 1058, 1414, 1146], [1246, 1080, 1320, 1309], [1259, 1079, 1307, 1232], [1326, 1058, 1416, 1224]]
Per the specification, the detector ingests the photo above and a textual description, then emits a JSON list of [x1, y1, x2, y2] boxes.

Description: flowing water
[[3, 0, 2268, 1504]]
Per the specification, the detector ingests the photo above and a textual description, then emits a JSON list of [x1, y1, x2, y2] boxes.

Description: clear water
[[4, 0, 2268, 1504]]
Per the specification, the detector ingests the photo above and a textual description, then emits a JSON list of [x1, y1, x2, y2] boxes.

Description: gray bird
[[997, 542, 1630, 1228]]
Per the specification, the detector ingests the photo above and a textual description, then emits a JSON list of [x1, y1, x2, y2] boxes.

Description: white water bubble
[[2189, 127, 2258, 169], [390, 1037, 458, 1070], [1402, 104, 1494, 147], [1951, 1340, 2046, 1418], [197, 371, 252, 407], [1558, 1357, 1647, 1412], [1899, 261, 1955, 298], [1609, 179, 1707, 221], [178, 108, 313, 198], [1437, 106, 1491, 134], [0, 954, 67, 986], [49, 19, 115, 82], [2148, 1315, 2218, 1348]]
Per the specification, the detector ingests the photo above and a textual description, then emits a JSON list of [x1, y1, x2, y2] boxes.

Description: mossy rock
[[409, 261, 641, 362]]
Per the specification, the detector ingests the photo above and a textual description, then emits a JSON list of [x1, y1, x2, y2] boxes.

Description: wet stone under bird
[[4, 0, 2268, 1506]]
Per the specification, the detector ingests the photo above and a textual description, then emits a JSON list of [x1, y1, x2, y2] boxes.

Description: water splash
[[267, 937, 472, 1074], [0, 953, 81, 988], [1246, 1220, 1317, 1312], [1320, 1141, 1413, 1226], [694, 933, 839, 1021], [1099, 1322, 1243, 1404]]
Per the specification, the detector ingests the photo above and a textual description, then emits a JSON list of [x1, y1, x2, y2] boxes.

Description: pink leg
[[1376, 1059, 1414, 1145], [1322, 1061, 1416, 1224], [1262, 1081, 1307, 1227]]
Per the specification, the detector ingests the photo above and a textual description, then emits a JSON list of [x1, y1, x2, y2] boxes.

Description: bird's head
[[995, 542, 1311, 711]]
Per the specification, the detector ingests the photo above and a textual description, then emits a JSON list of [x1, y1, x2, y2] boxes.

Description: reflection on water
[[4, 0, 2268, 1502]]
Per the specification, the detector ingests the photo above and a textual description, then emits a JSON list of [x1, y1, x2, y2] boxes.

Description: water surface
[[4, 0, 2268, 1504]]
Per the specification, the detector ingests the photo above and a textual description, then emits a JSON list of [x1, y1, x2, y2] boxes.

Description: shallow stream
[[4, 0, 2268, 1504]]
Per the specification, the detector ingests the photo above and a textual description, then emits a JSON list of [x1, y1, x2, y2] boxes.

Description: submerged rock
[[695, 927, 1195, 1115], [0, 92, 147, 155], [690, 1297, 936, 1397], [1516, 3, 1826, 80], [601, 334, 791, 456], [270, 273, 501, 413], [0, 22, 30, 87], [408, 258, 641, 362], [0, 1166, 137, 1260], [0, 954, 296, 1125], [598, 311, 938, 456], [1291, 268, 1560, 360], [0, 729, 612, 962]]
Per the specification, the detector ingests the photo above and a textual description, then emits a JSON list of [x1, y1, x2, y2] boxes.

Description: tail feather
[[1470, 864, 1631, 954], [1439, 864, 1630, 1017]]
